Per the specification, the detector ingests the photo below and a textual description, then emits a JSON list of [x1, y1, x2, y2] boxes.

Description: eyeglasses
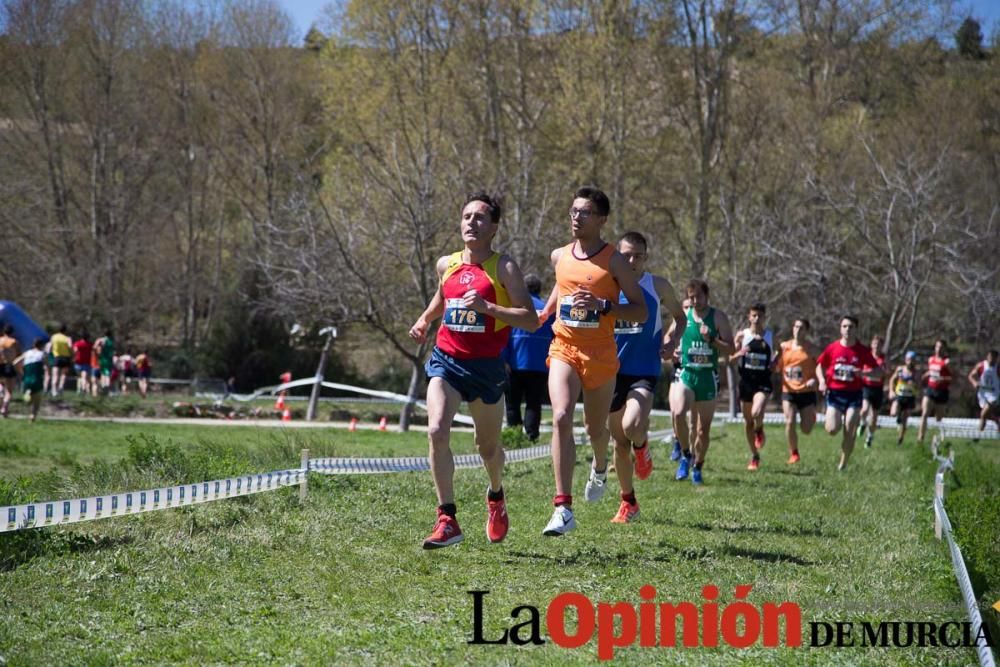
[[569, 207, 595, 220]]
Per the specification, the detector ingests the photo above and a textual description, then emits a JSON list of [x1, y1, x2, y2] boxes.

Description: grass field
[[0, 417, 997, 665]]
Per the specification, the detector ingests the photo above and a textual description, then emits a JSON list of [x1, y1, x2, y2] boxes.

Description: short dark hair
[[988, 349, 998, 358], [685, 279, 709, 297], [464, 192, 502, 224], [617, 231, 647, 251], [523, 273, 542, 295], [795, 318, 811, 331], [749, 302, 766, 315], [58, 323, 67, 334], [841, 315, 858, 327], [575, 186, 610, 217], [3, 325, 12, 336], [33, 338, 45, 350]]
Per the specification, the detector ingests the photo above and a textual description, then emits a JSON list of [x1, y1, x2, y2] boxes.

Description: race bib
[[443, 298, 485, 333], [686, 343, 714, 368], [833, 363, 856, 383], [929, 369, 941, 381], [785, 366, 804, 381], [744, 352, 769, 371], [614, 319, 642, 335], [559, 296, 599, 328]]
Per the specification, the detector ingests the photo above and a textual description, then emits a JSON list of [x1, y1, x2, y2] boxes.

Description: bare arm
[[482, 255, 539, 332], [710, 309, 736, 357], [408, 256, 449, 343], [536, 247, 563, 323], [653, 275, 685, 358], [604, 252, 647, 323], [968, 363, 982, 388]]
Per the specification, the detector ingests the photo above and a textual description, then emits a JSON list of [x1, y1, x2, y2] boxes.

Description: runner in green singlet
[[668, 279, 734, 486]]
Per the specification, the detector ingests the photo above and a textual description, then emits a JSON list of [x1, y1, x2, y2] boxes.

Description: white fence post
[[300, 449, 309, 502]]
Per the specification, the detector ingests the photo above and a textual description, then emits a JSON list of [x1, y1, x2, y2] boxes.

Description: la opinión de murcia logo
[[467, 587, 997, 661]]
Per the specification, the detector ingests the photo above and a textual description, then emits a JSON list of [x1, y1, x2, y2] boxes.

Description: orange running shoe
[[787, 451, 800, 465], [486, 493, 509, 543], [747, 457, 760, 471], [754, 428, 766, 450], [422, 509, 463, 549], [633, 441, 653, 480], [610, 499, 640, 524]]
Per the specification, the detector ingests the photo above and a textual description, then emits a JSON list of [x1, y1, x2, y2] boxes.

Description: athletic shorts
[[0, 364, 16, 379], [782, 392, 817, 410], [139, 368, 152, 379], [826, 389, 863, 414], [862, 385, 884, 411], [91, 366, 101, 378], [610, 374, 657, 413], [978, 392, 999, 411], [679, 368, 718, 402], [547, 337, 619, 391], [425, 346, 506, 405], [24, 378, 43, 393], [924, 387, 949, 405], [75, 363, 91, 376], [54, 356, 72, 369], [100, 361, 113, 377], [894, 395, 917, 412], [738, 379, 772, 403]]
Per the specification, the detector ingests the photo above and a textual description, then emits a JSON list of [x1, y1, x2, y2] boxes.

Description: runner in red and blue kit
[[918, 339, 952, 443], [816, 315, 879, 471], [409, 192, 538, 550]]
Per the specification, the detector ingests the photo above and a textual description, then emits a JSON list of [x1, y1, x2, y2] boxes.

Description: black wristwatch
[[600, 299, 613, 315]]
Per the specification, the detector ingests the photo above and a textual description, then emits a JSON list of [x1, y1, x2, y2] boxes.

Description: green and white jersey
[[22, 349, 45, 391], [680, 307, 718, 372]]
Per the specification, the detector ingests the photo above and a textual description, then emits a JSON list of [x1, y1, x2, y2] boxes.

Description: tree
[[955, 17, 985, 60]]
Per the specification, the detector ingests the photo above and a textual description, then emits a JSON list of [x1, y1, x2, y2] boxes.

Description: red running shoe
[[754, 428, 766, 450], [610, 499, 640, 524], [747, 457, 760, 471], [633, 441, 653, 480], [486, 493, 509, 543], [422, 509, 463, 549], [787, 451, 800, 465]]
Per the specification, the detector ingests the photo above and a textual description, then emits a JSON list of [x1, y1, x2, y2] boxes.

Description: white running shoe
[[542, 506, 576, 536], [584, 466, 608, 502]]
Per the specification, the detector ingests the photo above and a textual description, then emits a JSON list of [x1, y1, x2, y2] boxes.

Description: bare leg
[[425, 377, 462, 505], [468, 397, 506, 494], [548, 360, 582, 498]]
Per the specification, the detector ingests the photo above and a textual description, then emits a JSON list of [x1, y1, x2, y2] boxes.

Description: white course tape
[[0, 469, 305, 534], [930, 431, 997, 667]]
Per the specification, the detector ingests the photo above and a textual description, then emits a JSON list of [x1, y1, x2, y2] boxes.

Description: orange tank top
[[552, 242, 619, 345], [778, 341, 817, 393]]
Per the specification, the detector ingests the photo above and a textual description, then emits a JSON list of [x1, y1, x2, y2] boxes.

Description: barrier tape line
[[1, 469, 305, 534], [308, 429, 675, 475], [932, 430, 997, 667], [0, 429, 676, 531]]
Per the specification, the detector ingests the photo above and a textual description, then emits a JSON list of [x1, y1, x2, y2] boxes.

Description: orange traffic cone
[[348, 417, 358, 432], [282, 408, 292, 422], [378, 415, 387, 431], [275, 394, 286, 410]]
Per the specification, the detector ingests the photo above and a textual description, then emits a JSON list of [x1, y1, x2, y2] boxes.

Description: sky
[[279, 0, 1000, 44]]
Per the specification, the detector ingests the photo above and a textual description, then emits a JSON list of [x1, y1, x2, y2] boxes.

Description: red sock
[[621, 491, 637, 505], [554, 494, 572, 508]]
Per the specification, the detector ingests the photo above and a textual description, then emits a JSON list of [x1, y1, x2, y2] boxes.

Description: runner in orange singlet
[[537, 187, 648, 536]]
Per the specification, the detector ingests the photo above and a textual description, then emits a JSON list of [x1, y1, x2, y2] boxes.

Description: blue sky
[[280, 0, 1000, 44]]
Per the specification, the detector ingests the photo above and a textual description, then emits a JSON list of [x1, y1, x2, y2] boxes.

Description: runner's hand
[[461, 290, 488, 313], [805, 378, 817, 389], [571, 287, 601, 311], [408, 318, 429, 343]]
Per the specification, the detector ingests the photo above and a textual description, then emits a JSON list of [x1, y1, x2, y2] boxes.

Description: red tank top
[[861, 354, 884, 388], [927, 356, 951, 389], [552, 242, 618, 346], [435, 251, 511, 360]]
